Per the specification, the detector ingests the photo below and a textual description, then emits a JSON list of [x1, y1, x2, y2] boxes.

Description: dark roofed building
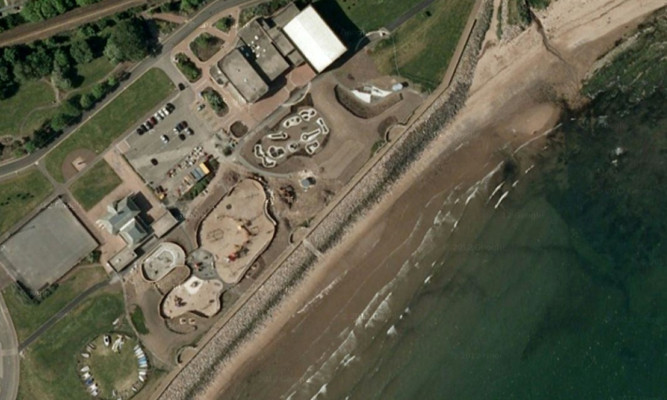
[[219, 48, 270, 103], [238, 20, 290, 81]]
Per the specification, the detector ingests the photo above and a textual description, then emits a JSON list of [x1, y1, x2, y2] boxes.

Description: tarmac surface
[[0, 295, 18, 400]]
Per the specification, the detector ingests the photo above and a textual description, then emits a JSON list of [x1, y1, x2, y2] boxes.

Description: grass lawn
[[0, 168, 53, 235], [85, 335, 140, 396], [0, 80, 55, 138], [17, 289, 126, 400], [45, 68, 174, 183], [73, 57, 116, 93], [335, 0, 424, 32], [370, 0, 475, 91], [130, 306, 149, 335], [70, 160, 122, 210], [2, 266, 107, 343]]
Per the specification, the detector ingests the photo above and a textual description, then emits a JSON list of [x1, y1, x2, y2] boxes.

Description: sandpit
[[199, 179, 276, 284]]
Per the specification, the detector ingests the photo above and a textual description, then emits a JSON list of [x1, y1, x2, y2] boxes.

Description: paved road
[[18, 278, 109, 351], [0, 0, 262, 181], [0, 294, 18, 400]]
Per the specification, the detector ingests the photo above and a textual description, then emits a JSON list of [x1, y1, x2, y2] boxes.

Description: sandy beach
[[156, 1, 667, 398]]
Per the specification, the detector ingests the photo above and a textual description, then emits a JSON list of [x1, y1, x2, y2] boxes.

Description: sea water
[[309, 83, 667, 399]]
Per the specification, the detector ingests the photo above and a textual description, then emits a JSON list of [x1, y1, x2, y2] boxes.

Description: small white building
[[283, 5, 347, 72]]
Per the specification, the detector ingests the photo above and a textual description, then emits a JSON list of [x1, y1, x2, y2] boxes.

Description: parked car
[[154, 112, 163, 121], [160, 135, 170, 144], [178, 133, 186, 141], [145, 120, 154, 129], [197, 103, 205, 111], [166, 102, 175, 112], [178, 83, 186, 91], [149, 116, 157, 125], [184, 127, 194, 136], [136, 127, 144, 135]]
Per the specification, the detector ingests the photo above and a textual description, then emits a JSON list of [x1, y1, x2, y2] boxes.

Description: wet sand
[[157, 0, 666, 398]]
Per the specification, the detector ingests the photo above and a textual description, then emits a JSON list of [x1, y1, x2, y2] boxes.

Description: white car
[[161, 135, 170, 144], [103, 335, 111, 347]]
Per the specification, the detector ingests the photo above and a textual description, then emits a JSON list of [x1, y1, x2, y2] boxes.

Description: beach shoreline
[[157, 1, 666, 398]]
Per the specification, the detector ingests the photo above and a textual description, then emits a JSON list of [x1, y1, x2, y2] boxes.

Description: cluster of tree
[[0, 15, 154, 100], [201, 88, 227, 115], [153, 0, 208, 15], [214, 15, 235, 32], [239, 0, 309, 26], [175, 53, 201, 82], [21, 0, 102, 23]]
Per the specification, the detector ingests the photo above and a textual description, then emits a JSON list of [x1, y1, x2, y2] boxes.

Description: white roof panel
[[283, 6, 347, 72]]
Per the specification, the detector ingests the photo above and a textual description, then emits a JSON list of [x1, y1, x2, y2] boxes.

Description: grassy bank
[[0, 58, 117, 140], [70, 160, 122, 210], [2, 266, 107, 342], [0, 169, 53, 235], [45, 68, 174, 183], [334, 0, 423, 32], [370, 0, 475, 91], [17, 289, 126, 400], [0, 80, 55, 138]]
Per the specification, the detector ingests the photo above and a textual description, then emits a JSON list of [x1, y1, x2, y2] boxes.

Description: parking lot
[[121, 91, 220, 203]]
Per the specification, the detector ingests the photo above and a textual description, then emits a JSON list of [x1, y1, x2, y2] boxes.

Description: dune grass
[[370, 0, 475, 91]]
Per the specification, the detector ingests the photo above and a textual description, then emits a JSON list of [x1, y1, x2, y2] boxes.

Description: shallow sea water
[[320, 91, 667, 399]]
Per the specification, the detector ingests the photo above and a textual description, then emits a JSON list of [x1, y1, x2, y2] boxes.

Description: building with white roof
[[282, 5, 347, 72]]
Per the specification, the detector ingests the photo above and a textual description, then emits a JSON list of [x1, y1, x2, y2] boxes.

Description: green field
[[335, 0, 423, 32], [0, 169, 53, 235], [130, 306, 149, 335], [85, 335, 140, 396], [0, 80, 55, 138], [370, 0, 475, 91], [74, 57, 116, 93], [45, 68, 175, 183], [2, 266, 107, 342], [70, 160, 122, 210], [18, 290, 126, 400]]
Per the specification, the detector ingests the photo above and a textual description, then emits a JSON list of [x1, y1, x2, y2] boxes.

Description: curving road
[[0, 294, 18, 400]]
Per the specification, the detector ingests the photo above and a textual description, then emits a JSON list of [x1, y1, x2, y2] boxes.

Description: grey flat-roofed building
[[239, 20, 290, 81], [270, 29, 296, 58], [98, 195, 149, 246], [0, 198, 98, 292], [272, 2, 300, 28], [219, 49, 269, 103]]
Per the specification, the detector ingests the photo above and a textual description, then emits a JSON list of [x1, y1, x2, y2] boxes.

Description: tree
[[51, 65, 73, 90], [53, 48, 70, 68], [104, 18, 152, 63], [3, 47, 19, 64], [69, 38, 94, 64], [79, 92, 95, 109], [0, 59, 17, 99], [91, 81, 108, 100], [14, 46, 54, 81]]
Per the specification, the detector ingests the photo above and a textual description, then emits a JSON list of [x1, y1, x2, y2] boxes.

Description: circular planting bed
[[76, 333, 149, 399]]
